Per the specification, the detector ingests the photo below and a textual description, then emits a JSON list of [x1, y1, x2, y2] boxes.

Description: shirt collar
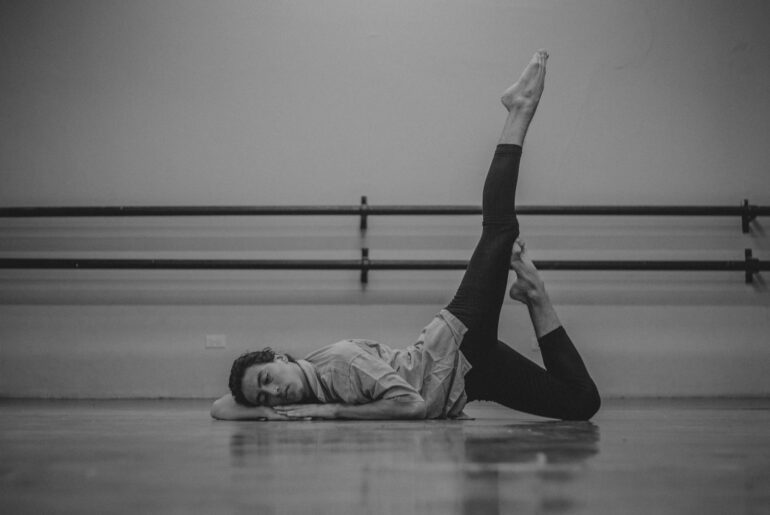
[[296, 359, 326, 403]]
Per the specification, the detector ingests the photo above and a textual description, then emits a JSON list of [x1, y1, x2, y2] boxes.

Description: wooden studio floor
[[1, 399, 768, 515]]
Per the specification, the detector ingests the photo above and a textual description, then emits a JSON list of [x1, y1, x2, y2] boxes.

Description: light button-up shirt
[[295, 309, 471, 419]]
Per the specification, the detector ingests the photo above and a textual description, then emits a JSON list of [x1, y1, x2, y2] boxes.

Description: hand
[[273, 403, 339, 419], [211, 394, 295, 421], [254, 406, 293, 421]]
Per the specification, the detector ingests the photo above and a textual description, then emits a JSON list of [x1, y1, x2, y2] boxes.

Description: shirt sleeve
[[347, 352, 422, 402]]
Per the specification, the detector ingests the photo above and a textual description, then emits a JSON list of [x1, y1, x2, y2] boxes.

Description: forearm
[[211, 394, 284, 421], [334, 396, 427, 420]]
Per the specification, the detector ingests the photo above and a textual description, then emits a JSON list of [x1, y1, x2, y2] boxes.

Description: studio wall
[[1, 0, 768, 399]]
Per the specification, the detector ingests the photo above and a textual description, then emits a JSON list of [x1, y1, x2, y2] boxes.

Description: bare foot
[[501, 49, 548, 113], [509, 239, 548, 304]]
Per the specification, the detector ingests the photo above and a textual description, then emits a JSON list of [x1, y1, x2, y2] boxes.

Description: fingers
[[273, 404, 300, 413], [258, 405, 300, 420], [274, 405, 315, 419]]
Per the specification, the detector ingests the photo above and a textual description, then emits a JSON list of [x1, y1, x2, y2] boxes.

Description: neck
[[292, 361, 316, 403]]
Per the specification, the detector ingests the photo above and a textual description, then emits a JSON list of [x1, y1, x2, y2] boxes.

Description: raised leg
[[446, 50, 549, 343]]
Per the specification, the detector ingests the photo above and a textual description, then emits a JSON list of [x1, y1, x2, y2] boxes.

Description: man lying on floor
[[211, 50, 600, 422]]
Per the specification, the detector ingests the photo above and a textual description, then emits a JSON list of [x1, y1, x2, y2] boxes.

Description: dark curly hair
[[228, 348, 297, 406]]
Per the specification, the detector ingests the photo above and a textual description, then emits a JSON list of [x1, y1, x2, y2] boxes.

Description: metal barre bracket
[[745, 248, 759, 284], [742, 199, 757, 234], [360, 196, 369, 231], [360, 247, 370, 284]]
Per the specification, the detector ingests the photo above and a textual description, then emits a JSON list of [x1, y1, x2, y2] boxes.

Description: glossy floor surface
[[1, 399, 768, 514]]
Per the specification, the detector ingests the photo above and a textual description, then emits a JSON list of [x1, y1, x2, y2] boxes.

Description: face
[[241, 356, 307, 407]]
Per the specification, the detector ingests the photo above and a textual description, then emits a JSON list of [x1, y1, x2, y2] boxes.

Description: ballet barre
[[0, 197, 767, 233], [0, 248, 766, 284], [1, 198, 766, 283]]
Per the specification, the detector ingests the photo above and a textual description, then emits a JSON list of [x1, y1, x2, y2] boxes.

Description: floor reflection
[[2, 400, 766, 514], [227, 420, 600, 513], [419, 421, 600, 514]]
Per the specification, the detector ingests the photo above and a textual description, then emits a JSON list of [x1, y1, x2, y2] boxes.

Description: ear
[[275, 354, 289, 364]]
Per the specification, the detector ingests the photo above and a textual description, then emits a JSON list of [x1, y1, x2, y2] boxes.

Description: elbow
[[210, 401, 223, 420], [408, 399, 427, 420], [210, 397, 231, 420], [389, 394, 426, 419]]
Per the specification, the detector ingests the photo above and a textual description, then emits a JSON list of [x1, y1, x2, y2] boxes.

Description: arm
[[210, 394, 289, 421], [274, 393, 427, 420], [336, 394, 427, 419]]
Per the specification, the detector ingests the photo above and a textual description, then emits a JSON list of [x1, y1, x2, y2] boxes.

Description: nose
[[260, 385, 281, 406]]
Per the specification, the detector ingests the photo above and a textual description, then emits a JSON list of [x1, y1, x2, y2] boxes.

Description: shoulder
[[305, 340, 364, 367], [304, 342, 378, 404]]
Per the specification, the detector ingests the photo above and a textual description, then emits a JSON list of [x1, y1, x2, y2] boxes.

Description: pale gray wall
[[1, 0, 768, 399]]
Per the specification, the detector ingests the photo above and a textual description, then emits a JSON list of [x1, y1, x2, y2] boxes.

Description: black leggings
[[446, 144, 600, 421]]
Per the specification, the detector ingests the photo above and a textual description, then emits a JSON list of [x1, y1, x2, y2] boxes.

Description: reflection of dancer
[[212, 50, 600, 421], [461, 422, 601, 465]]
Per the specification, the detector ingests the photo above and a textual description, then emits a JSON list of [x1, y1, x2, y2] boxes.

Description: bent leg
[[464, 242, 601, 420], [464, 329, 601, 421]]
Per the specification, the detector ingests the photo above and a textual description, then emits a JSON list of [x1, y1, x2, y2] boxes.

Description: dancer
[[212, 50, 600, 421]]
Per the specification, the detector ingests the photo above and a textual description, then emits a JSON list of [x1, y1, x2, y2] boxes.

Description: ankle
[[524, 286, 550, 307], [498, 106, 537, 145]]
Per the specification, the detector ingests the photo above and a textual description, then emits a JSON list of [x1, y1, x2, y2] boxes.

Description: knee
[[565, 386, 601, 421], [481, 215, 519, 235]]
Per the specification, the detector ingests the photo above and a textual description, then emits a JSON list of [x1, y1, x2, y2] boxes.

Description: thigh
[[445, 222, 518, 340]]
